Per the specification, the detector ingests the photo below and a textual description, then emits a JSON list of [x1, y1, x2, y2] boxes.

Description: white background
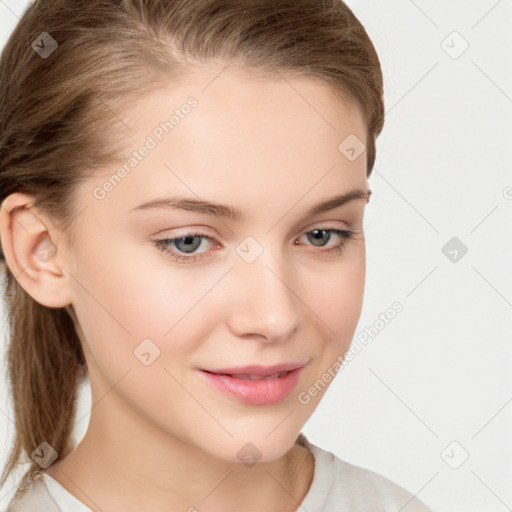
[[1, 1, 511, 511]]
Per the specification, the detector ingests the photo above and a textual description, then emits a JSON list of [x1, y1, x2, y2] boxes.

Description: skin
[[0, 65, 370, 511]]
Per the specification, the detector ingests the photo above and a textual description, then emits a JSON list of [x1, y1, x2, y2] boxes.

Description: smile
[[198, 365, 306, 405]]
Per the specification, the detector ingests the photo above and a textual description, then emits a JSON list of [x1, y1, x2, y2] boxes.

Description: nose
[[225, 243, 300, 344]]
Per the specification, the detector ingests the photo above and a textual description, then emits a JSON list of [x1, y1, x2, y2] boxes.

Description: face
[[61, 66, 369, 464]]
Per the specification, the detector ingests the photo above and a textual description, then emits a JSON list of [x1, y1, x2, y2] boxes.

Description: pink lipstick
[[198, 362, 306, 405]]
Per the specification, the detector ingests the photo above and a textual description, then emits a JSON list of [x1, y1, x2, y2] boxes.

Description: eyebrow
[[128, 188, 372, 220]]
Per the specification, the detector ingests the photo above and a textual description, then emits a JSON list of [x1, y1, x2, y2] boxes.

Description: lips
[[223, 371, 288, 380], [198, 362, 307, 405], [200, 362, 305, 378]]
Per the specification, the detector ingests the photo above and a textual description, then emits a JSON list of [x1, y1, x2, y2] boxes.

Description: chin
[[208, 429, 301, 466]]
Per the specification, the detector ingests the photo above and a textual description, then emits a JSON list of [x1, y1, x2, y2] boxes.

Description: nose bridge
[[227, 236, 300, 342]]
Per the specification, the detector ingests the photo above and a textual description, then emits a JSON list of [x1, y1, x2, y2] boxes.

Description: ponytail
[[0, 266, 86, 498]]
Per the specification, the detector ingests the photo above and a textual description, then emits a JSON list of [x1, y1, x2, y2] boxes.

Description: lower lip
[[198, 367, 305, 405]]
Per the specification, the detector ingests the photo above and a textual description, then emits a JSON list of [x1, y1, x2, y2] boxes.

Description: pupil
[[309, 229, 329, 247], [176, 235, 201, 253]]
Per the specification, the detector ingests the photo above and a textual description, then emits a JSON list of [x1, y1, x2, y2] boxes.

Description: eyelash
[[151, 227, 356, 264]]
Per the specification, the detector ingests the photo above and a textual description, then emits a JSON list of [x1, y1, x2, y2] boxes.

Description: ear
[[0, 192, 73, 308]]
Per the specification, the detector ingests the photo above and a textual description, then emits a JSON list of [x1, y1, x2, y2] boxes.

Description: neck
[[46, 389, 314, 512]]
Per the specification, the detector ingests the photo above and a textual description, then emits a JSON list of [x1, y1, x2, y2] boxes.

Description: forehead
[[120, 65, 366, 141], [81, 66, 368, 220]]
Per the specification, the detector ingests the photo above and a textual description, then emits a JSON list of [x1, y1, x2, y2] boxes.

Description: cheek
[[68, 241, 222, 435], [307, 243, 366, 335], [69, 236, 225, 373], [293, 254, 365, 410], [326, 263, 365, 335], [302, 248, 366, 390]]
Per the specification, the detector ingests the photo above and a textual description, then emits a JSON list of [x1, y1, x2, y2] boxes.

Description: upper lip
[[200, 362, 307, 377]]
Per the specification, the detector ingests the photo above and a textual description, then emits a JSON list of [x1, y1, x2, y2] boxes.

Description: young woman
[[0, 1, 433, 510]]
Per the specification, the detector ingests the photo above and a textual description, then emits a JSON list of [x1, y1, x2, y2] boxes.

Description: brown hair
[[0, 0, 384, 499]]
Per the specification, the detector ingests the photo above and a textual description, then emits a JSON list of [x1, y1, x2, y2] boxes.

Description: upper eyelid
[[157, 218, 357, 239]]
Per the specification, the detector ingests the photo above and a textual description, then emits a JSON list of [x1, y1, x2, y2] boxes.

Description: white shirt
[[7, 433, 434, 511], [296, 433, 433, 511]]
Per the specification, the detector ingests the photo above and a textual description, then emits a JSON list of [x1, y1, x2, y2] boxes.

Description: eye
[[152, 233, 218, 264], [295, 228, 356, 257], [300, 228, 353, 248], [151, 227, 356, 264]]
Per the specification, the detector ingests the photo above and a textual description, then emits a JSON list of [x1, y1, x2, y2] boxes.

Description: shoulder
[[330, 456, 434, 511], [6, 472, 60, 512], [297, 433, 435, 512]]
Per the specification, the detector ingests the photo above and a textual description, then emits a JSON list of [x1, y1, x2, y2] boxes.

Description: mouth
[[200, 362, 306, 378], [198, 363, 307, 405], [206, 371, 290, 380]]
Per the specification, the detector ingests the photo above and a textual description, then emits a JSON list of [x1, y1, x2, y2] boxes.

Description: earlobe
[[0, 192, 73, 308]]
